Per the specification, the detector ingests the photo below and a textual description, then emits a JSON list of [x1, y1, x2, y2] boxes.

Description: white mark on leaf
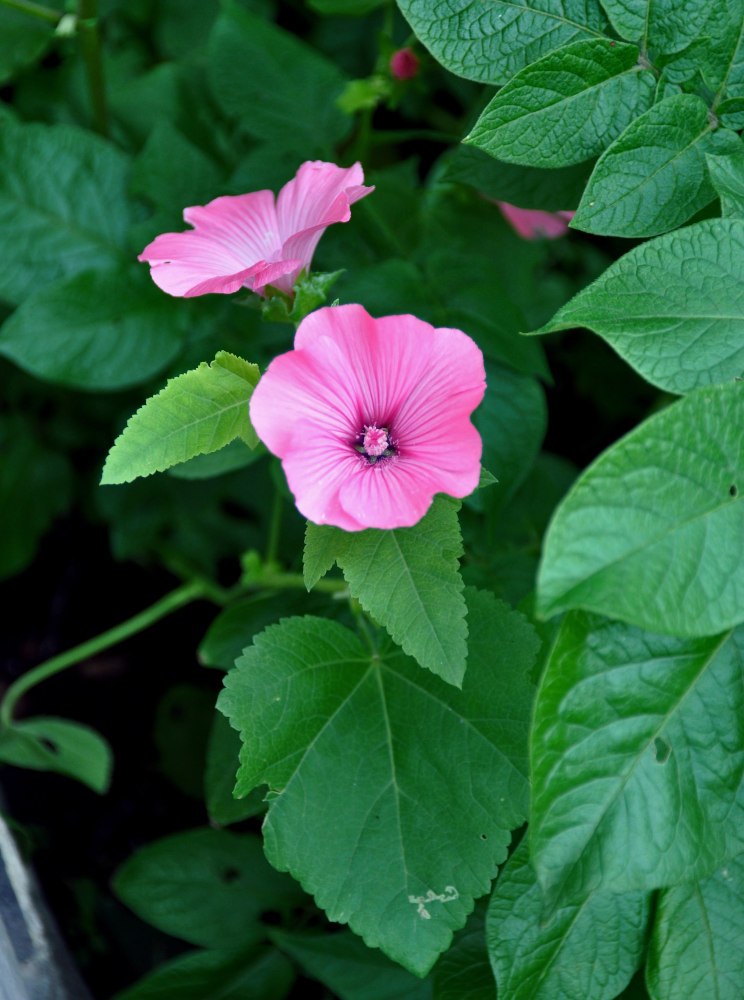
[[408, 885, 458, 919]]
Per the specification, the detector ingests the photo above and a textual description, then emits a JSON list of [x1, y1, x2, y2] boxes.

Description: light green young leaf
[[572, 94, 741, 237], [487, 837, 650, 1000], [530, 613, 744, 909], [0, 717, 112, 793], [113, 828, 304, 950], [536, 381, 744, 637], [218, 590, 538, 976], [0, 265, 189, 390], [646, 854, 744, 1000], [304, 496, 467, 686], [396, 0, 608, 84], [530, 218, 744, 394], [101, 352, 260, 485], [467, 39, 654, 168], [707, 146, 744, 216]]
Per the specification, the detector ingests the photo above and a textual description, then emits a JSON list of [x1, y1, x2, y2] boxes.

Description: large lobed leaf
[[218, 590, 539, 976], [530, 612, 744, 910], [536, 380, 744, 637]]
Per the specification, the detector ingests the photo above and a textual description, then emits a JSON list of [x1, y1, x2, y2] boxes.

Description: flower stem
[[0, 0, 60, 23], [77, 0, 108, 137], [260, 571, 347, 595], [0, 580, 205, 729]]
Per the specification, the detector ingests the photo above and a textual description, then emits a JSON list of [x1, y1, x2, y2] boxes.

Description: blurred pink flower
[[390, 47, 419, 80], [250, 304, 486, 531], [497, 202, 575, 240], [138, 161, 374, 298]]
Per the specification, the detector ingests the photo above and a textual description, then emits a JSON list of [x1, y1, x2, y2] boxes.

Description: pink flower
[[497, 202, 575, 240], [390, 47, 420, 80], [249, 304, 486, 531], [138, 161, 374, 298]]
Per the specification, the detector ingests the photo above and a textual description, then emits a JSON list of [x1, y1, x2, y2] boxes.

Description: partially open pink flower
[[390, 47, 420, 80], [249, 304, 486, 531], [497, 202, 575, 240], [138, 161, 374, 298]]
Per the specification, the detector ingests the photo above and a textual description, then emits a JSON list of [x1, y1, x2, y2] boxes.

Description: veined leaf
[[530, 218, 744, 394], [101, 352, 260, 485], [600, 0, 713, 53], [218, 590, 538, 976], [536, 380, 744, 637], [431, 901, 493, 1000], [396, 0, 608, 85], [530, 613, 744, 908], [467, 39, 654, 168], [572, 94, 741, 237], [304, 496, 467, 686], [707, 146, 744, 216]]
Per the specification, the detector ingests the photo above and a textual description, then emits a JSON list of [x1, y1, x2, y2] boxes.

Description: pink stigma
[[363, 424, 389, 457]]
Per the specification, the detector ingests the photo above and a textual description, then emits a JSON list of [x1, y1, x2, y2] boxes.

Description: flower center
[[355, 423, 397, 464]]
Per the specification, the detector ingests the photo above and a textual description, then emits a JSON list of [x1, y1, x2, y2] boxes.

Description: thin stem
[[77, 0, 108, 137], [0, 580, 205, 729], [261, 571, 348, 595], [0, 0, 60, 23]]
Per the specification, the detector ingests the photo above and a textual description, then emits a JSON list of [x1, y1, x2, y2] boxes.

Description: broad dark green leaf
[[205, 713, 266, 826], [396, 0, 608, 84], [304, 496, 468, 686], [531, 218, 744, 394], [0, 122, 131, 305], [130, 121, 223, 214], [467, 39, 654, 168], [0, 5, 61, 85], [646, 854, 744, 1000], [0, 717, 112, 793], [707, 147, 744, 216], [531, 613, 744, 909], [487, 837, 649, 1000], [101, 352, 260, 484], [154, 684, 213, 799], [0, 265, 189, 390], [432, 900, 493, 1000], [600, 0, 712, 52], [168, 440, 262, 480], [218, 590, 538, 975], [572, 95, 741, 236], [113, 946, 294, 1000], [208, 0, 350, 150], [113, 828, 304, 949], [536, 381, 744, 636]]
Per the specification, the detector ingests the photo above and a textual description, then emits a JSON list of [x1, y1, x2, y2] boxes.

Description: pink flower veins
[[138, 161, 374, 298], [497, 202, 575, 240], [249, 304, 486, 531]]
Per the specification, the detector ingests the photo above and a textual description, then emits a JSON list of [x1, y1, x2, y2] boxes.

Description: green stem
[[77, 0, 108, 137], [260, 571, 348, 595], [0, 580, 205, 729], [0, 0, 60, 23]]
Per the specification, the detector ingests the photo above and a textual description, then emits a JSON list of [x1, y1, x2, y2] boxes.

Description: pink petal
[[497, 202, 574, 240], [183, 191, 282, 262], [281, 440, 367, 531], [250, 258, 304, 296]]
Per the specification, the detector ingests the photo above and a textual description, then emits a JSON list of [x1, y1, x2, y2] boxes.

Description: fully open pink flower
[[250, 304, 486, 531], [138, 161, 374, 298], [497, 202, 575, 240]]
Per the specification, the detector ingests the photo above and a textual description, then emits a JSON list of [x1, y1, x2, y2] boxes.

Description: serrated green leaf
[[707, 146, 744, 215], [530, 218, 744, 394], [0, 122, 131, 305], [218, 590, 538, 976], [304, 496, 467, 685], [646, 854, 744, 1000], [113, 828, 304, 949], [572, 95, 741, 237], [432, 901, 493, 1000], [487, 837, 649, 1000], [600, 0, 712, 53], [536, 381, 744, 636], [397, 0, 608, 85], [0, 265, 189, 390], [467, 39, 654, 168], [101, 352, 260, 485], [0, 717, 112, 793], [205, 713, 266, 827], [208, 1, 350, 151], [530, 613, 744, 909]]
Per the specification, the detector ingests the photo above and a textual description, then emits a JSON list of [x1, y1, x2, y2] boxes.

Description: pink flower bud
[[390, 48, 419, 81]]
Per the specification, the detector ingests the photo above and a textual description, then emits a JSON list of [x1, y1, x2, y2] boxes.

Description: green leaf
[[130, 120, 223, 214], [432, 901, 493, 1000], [536, 381, 744, 637], [270, 928, 432, 1000], [0, 122, 131, 305], [600, 0, 713, 53], [0, 4, 61, 85], [530, 218, 744, 394], [718, 97, 744, 131], [205, 713, 266, 827], [309, 0, 388, 13], [467, 39, 655, 168], [646, 854, 744, 1000], [530, 613, 744, 909], [0, 717, 112, 794], [0, 265, 189, 390], [707, 146, 744, 216], [304, 496, 468, 686], [168, 439, 262, 481], [154, 684, 213, 799], [113, 946, 294, 1000], [486, 837, 649, 1000], [396, 0, 608, 85], [572, 95, 741, 237], [113, 828, 304, 949], [218, 590, 538, 976], [208, 1, 350, 151], [101, 352, 260, 485]]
